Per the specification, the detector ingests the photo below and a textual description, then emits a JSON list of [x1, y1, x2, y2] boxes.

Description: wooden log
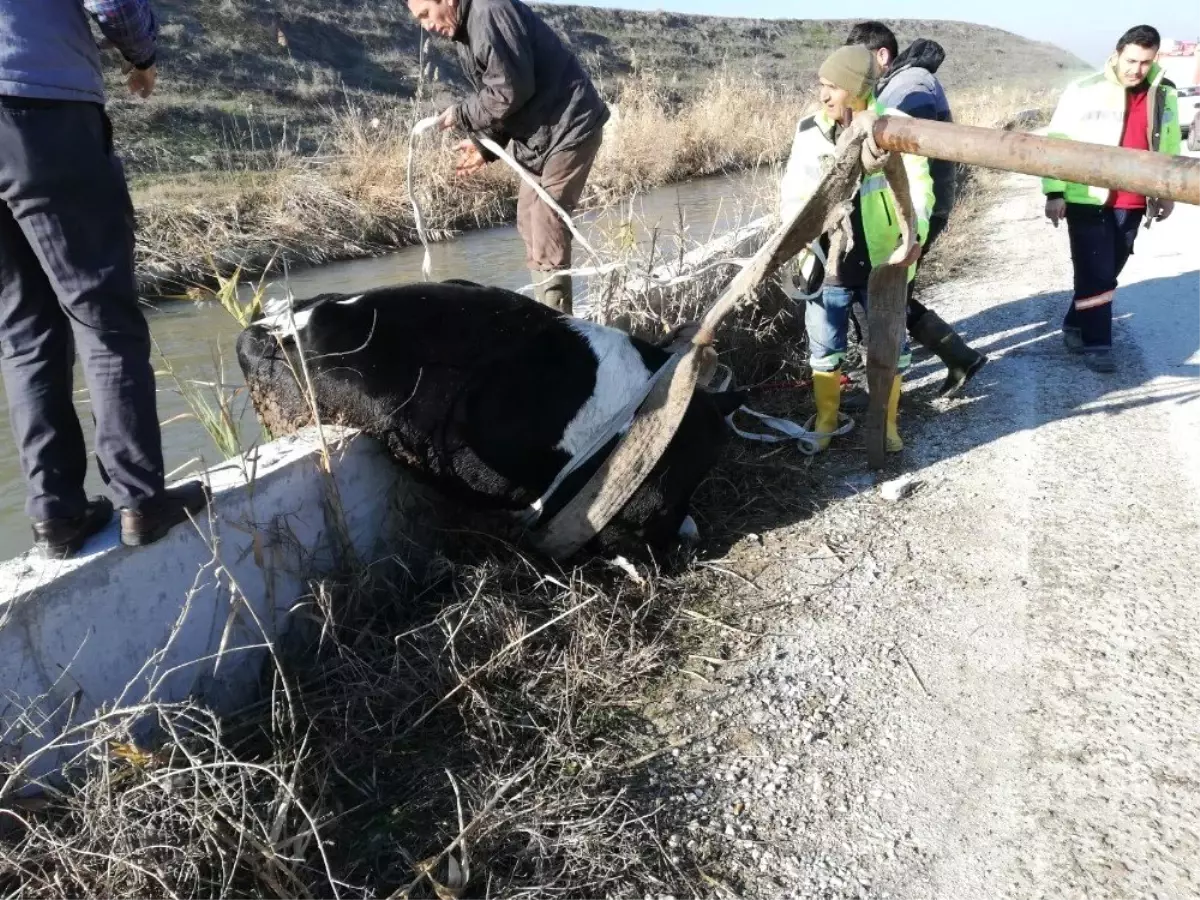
[[873, 116, 1200, 205]]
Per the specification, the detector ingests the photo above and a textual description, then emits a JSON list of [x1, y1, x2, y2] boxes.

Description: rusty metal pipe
[[873, 116, 1200, 205]]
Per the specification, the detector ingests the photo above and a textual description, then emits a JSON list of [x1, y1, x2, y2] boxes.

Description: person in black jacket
[[408, 0, 609, 315], [847, 21, 987, 396]]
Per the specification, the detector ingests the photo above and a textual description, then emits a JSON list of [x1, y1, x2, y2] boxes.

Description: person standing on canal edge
[[846, 20, 988, 397], [1043, 24, 1180, 373], [407, 0, 609, 316], [0, 0, 209, 559]]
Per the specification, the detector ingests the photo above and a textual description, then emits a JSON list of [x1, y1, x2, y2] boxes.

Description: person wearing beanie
[[819, 45, 880, 102], [778, 44, 935, 454], [846, 20, 987, 396]]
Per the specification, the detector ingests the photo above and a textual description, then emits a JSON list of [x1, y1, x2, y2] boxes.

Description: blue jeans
[[1064, 205, 1142, 351], [806, 284, 911, 373]]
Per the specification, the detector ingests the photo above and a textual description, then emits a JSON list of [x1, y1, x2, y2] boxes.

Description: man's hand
[[126, 64, 156, 99], [454, 140, 487, 176], [1154, 199, 1175, 223], [1045, 197, 1067, 228], [438, 106, 457, 132]]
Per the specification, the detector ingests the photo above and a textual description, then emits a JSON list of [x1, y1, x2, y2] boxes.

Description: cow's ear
[[704, 389, 747, 417]]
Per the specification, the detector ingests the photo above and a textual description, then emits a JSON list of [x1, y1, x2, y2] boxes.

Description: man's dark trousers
[[0, 98, 164, 521], [904, 212, 948, 332], [1064, 205, 1143, 352]]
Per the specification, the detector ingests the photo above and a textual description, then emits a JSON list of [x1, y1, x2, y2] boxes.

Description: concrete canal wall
[[0, 427, 413, 784]]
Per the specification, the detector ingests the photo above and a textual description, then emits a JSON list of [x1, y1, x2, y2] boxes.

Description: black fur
[[236, 281, 743, 554]]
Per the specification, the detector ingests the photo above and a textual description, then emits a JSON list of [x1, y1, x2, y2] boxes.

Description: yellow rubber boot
[[810, 370, 843, 452], [885, 374, 904, 453]]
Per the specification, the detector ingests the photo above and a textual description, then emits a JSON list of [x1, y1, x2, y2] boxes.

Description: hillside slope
[[107, 3, 1088, 175]]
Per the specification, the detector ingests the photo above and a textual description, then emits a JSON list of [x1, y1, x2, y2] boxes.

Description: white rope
[[709, 364, 854, 456], [407, 118, 605, 283], [476, 135, 604, 268], [407, 114, 441, 281], [407, 119, 753, 291]]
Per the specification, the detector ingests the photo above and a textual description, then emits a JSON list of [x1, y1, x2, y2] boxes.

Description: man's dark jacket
[[451, 0, 608, 173], [876, 38, 955, 217]]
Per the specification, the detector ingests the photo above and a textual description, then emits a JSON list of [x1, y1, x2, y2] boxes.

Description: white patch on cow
[[559, 320, 654, 457], [678, 515, 700, 543], [258, 304, 312, 339], [258, 294, 360, 338]]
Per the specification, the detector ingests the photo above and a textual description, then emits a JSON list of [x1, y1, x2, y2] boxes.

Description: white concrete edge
[[0, 425, 415, 784]]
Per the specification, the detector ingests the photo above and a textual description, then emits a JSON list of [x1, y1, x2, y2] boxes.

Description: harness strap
[[709, 366, 854, 456], [727, 406, 855, 456], [519, 358, 676, 527]]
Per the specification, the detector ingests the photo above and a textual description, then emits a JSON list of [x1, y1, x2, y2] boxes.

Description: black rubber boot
[[909, 310, 987, 397], [532, 271, 573, 316]]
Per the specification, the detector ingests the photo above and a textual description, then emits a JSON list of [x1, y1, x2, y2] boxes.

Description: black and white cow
[[235, 280, 743, 554]]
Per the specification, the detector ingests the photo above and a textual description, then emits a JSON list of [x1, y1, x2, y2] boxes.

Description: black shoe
[[32, 497, 114, 560], [120, 481, 211, 548], [1082, 350, 1116, 373], [909, 311, 988, 397]]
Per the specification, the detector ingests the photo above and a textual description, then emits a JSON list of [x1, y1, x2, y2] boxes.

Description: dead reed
[[0, 531, 716, 898]]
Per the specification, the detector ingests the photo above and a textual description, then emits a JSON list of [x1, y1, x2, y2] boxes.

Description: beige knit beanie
[[818, 45, 880, 100]]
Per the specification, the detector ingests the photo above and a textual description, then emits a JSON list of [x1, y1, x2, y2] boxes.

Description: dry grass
[[0, 86, 1058, 899], [134, 71, 805, 290], [0, 535, 713, 899], [135, 76, 1053, 301], [588, 70, 806, 201]]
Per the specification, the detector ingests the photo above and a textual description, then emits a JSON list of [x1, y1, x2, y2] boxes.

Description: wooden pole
[[873, 116, 1200, 205]]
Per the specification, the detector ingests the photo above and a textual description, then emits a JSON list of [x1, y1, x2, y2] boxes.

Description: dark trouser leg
[[1111, 208, 1142, 279], [906, 213, 948, 333], [905, 291, 930, 331], [0, 100, 164, 511], [1065, 205, 1140, 351], [0, 200, 88, 520], [903, 213, 986, 394]]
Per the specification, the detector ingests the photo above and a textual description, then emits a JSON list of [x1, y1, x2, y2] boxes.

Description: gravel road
[[654, 167, 1200, 900]]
